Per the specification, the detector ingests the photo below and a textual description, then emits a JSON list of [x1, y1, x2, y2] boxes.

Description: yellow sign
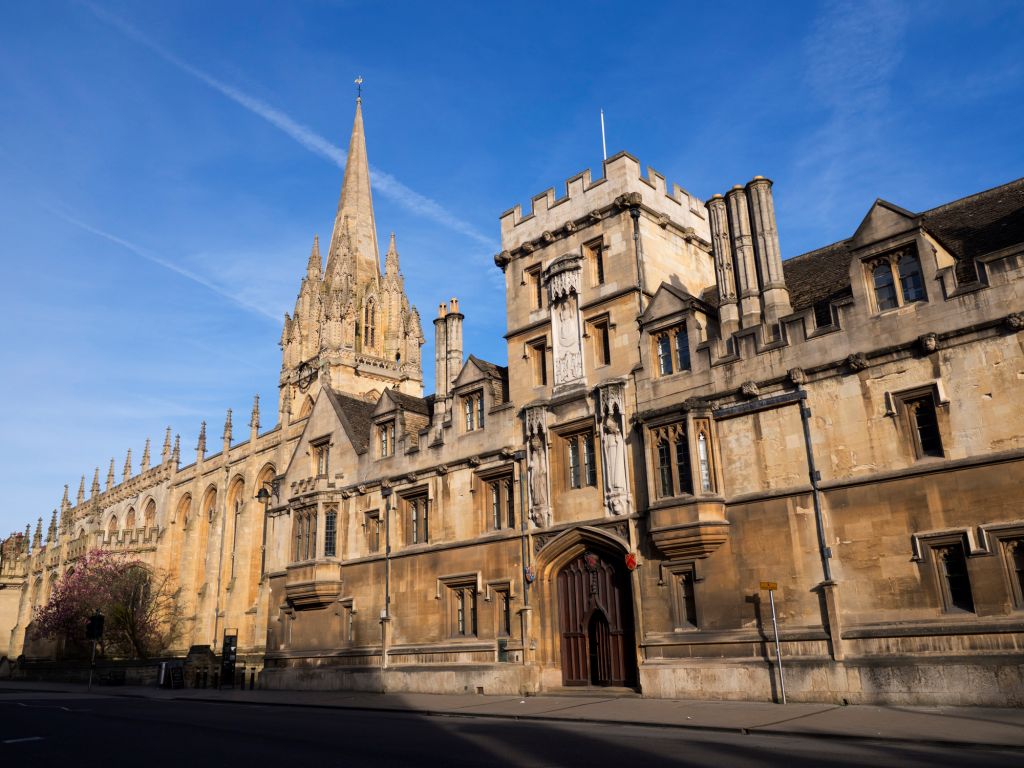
[[759, 581, 778, 591]]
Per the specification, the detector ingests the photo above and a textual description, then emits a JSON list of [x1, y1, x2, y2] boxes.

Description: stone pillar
[[726, 185, 762, 328], [433, 303, 448, 399], [444, 298, 464, 392], [707, 194, 739, 338], [747, 177, 792, 326]]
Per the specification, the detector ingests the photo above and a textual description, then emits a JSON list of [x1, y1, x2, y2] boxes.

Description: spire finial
[[197, 421, 207, 460], [250, 394, 261, 432], [123, 448, 133, 482], [355, 75, 364, 101], [162, 427, 172, 463], [223, 408, 233, 444], [77, 475, 86, 506], [141, 438, 151, 472], [107, 458, 116, 490], [91, 467, 101, 497]]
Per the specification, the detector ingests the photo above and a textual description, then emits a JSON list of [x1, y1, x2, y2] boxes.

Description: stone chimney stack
[[725, 185, 762, 329], [434, 302, 449, 400], [707, 194, 740, 339], [746, 176, 792, 327], [444, 298, 464, 393]]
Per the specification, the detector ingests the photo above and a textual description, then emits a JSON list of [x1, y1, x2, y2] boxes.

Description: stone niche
[[284, 561, 343, 610], [648, 499, 729, 559]]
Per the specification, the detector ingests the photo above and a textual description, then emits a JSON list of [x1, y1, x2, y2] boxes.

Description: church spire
[[327, 98, 380, 289], [306, 235, 322, 280]]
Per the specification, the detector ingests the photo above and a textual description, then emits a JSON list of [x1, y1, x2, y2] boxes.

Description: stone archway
[[534, 526, 638, 689]]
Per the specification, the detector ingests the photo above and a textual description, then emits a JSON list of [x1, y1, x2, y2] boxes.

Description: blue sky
[[1, 0, 1022, 536]]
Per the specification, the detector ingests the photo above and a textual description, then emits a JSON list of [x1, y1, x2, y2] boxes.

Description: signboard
[[759, 581, 778, 591]]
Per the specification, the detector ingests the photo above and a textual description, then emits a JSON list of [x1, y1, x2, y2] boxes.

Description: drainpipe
[[628, 204, 647, 315], [381, 486, 393, 671], [796, 390, 832, 582], [514, 450, 529, 608]]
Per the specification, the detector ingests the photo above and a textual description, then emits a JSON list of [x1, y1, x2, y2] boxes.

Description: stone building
[[2, 98, 1023, 705]]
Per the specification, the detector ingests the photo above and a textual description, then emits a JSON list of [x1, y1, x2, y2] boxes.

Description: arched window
[[143, 499, 156, 530], [298, 395, 314, 419], [228, 478, 245, 579], [898, 253, 925, 303], [873, 263, 898, 311], [364, 298, 376, 348], [107, 516, 118, 538], [125, 508, 136, 531], [202, 488, 217, 523], [176, 494, 192, 528]]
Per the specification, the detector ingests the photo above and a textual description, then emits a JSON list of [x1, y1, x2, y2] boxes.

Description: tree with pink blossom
[[33, 549, 184, 659]]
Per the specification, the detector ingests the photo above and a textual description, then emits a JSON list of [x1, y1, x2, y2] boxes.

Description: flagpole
[[600, 109, 607, 161]]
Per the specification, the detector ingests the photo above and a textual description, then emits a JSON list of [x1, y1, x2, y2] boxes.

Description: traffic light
[[85, 612, 104, 641]]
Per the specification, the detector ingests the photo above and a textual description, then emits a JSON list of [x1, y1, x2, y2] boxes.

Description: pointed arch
[[201, 485, 218, 523], [298, 394, 314, 419], [364, 296, 376, 348], [124, 507, 137, 531], [143, 498, 157, 530], [107, 515, 119, 538], [534, 525, 630, 580], [175, 493, 193, 527]]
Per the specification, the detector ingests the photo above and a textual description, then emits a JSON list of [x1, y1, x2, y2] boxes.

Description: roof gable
[[639, 282, 700, 326], [851, 199, 917, 248], [452, 354, 507, 391], [324, 387, 375, 454]]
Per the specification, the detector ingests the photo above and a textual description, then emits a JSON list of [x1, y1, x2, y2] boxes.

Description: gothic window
[[565, 432, 597, 490], [143, 499, 156, 530], [652, 423, 694, 499], [526, 265, 544, 310], [900, 392, 944, 459], [589, 317, 612, 367], [585, 238, 605, 285], [107, 515, 118, 538], [365, 510, 381, 553], [324, 508, 337, 558], [812, 300, 834, 329], [872, 262, 898, 310], [311, 438, 330, 477], [898, 252, 925, 303], [379, 420, 396, 458], [1004, 538, 1024, 609], [934, 542, 974, 613], [495, 587, 512, 637], [463, 391, 484, 432], [528, 338, 548, 386], [125, 508, 136, 531], [406, 493, 429, 545], [484, 472, 516, 530], [697, 429, 713, 492], [364, 298, 376, 348], [654, 325, 690, 376], [292, 509, 316, 561], [667, 564, 698, 629], [868, 245, 927, 313], [448, 582, 477, 637]]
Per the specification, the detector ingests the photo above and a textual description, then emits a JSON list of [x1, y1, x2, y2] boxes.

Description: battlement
[[499, 151, 709, 252]]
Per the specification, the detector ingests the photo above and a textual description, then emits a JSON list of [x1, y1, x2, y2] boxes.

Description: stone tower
[[280, 98, 424, 418]]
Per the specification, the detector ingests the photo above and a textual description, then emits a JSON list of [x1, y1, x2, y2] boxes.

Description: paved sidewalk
[[2, 680, 1023, 749]]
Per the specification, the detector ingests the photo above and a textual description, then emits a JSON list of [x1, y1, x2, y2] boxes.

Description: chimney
[[434, 302, 448, 400], [707, 194, 740, 339], [445, 298, 464, 393], [746, 176, 792, 326], [725, 185, 762, 328]]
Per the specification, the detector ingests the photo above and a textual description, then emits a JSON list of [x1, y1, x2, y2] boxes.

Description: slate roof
[[467, 354, 508, 383], [385, 389, 431, 416], [782, 177, 1024, 312], [323, 388, 376, 454]]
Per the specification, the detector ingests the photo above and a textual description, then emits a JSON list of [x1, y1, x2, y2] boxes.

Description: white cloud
[[80, 1, 499, 252]]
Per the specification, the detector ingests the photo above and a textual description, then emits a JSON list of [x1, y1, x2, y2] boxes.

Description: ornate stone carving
[[541, 231, 555, 244], [615, 192, 642, 209], [493, 250, 512, 270], [563, 221, 577, 235], [740, 381, 760, 398], [596, 380, 631, 516], [846, 353, 869, 372], [1006, 312, 1023, 331], [467, 456, 481, 468], [588, 210, 602, 223], [435, 464, 448, 475], [682, 397, 705, 412], [918, 333, 938, 354], [521, 241, 536, 254], [545, 255, 584, 389], [788, 367, 807, 386], [356, 484, 367, 495], [525, 406, 550, 528]]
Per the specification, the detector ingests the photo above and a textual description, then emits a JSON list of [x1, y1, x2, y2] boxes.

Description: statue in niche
[[602, 412, 629, 515], [528, 432, 550, 527], [553, 296, 582, 383]]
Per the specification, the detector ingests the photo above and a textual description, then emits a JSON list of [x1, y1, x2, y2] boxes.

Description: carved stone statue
[[553, 297, 583, 384], [528, 432, 550, 528], [596, 380, 631, 516]]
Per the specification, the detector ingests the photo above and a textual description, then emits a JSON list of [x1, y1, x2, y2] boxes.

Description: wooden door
[[556, 550, 636, 687]]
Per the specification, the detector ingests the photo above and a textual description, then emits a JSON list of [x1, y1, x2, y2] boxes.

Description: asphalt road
[[1, 690, 1021, 767]]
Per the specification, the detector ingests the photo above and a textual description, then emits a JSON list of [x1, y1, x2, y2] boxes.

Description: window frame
[[930, 539, 976, 614], [378, 420, 396, 458], [526, 337, 548, 387], [587, 315, 612, 368], [563, 430, 598, 491], [894, 387, 945, 460], [652, 323, 690, 378], [403, 491, 430, 546], [447, 581, 478, 638], [463, 390, 485, 432], [584, 237, 605, 286], [664, 562, 700, 630], [324, 506, 337, 558], [364, 510, 381, 554], [525, 265, 544, 310], [865, 244, 928, 314], [311, 436, 331, 478]]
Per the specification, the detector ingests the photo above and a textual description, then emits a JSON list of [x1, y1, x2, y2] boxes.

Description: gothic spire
[[123, 448, 132, 482], [141, 438, 151, 472], [307, 235, 322, 280], [327, 98, 380, 289], [172, 434, 181, 468], [223, 409, 233, 445], [77, 475, 86, 506], [384, 232, 401, 278], [197, 421, 207, 461], [162, 427, 172, 464], [106, 458, 115, 490], [61, 484, 70, 510], [250, 394, 261, 432]]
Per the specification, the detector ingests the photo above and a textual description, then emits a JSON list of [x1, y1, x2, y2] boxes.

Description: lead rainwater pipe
[[796, 388, 833, 582]]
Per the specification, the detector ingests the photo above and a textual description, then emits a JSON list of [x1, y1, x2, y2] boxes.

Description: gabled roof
[[782, 177, 1024, 311], [639, 282, 707, 325], [323, 387, 376, 454], [467, 354, 507, 382], [373, 387, 431, 418]]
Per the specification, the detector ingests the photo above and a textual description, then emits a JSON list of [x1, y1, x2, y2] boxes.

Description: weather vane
[[355, 76, 364, 99]]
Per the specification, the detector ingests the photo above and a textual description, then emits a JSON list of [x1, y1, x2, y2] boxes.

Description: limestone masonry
[[2, 99, 1023, 705]]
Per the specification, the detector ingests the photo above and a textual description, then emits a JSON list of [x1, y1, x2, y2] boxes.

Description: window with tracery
[[867, 245, 927, 313]]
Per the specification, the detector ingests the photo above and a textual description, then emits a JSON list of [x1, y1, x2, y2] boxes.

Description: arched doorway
[[556, 548, 637, 687]]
